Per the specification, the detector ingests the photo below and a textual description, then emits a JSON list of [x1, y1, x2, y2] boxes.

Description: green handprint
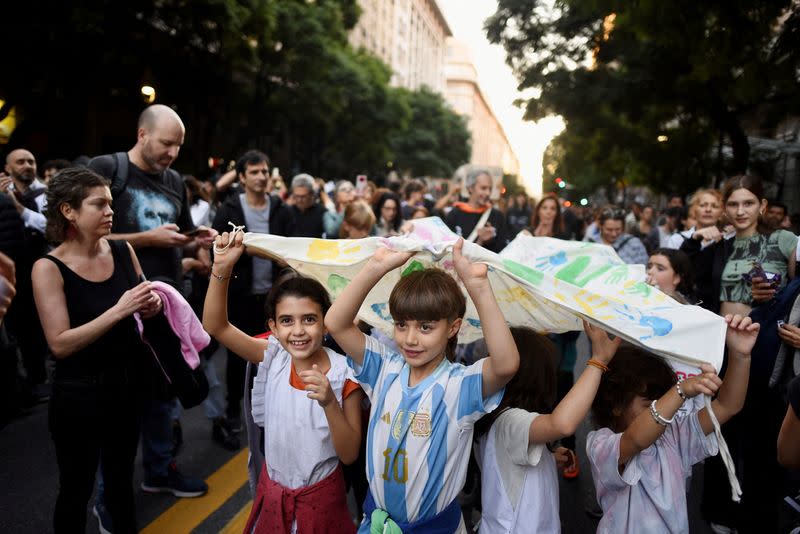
[[626, 282, 652, 298], [327, 274, 350, 296], [556, 256, 613, 288], [604, 265, 628, 285]]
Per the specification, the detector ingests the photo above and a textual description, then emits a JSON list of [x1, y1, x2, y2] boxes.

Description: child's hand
[[300, 364, 335, 408], [583, 320, 621, 365], [212, 231, 245, 275], [680, 363, 722, 398], [553, 446, 575, 470], [369, 246, 414, 274], [724, 314, 759, 356], [452, 238, 488, 288]]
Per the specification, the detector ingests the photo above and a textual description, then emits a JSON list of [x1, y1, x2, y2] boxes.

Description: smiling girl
[[203, 231, 362, 533], [681, 175, 796, 316]]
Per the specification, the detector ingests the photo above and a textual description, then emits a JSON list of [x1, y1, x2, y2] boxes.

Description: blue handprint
[[536, 251, 568, 272], [614, 305, 673, 341]]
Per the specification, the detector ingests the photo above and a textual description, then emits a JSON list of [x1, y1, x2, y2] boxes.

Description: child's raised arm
[[697, 314, 757, 434], [530, 321, 620, 444], [452, 238, 519, 397], [202, 231, 268, 363], [324, 246, 413, 365], [618, 314, 756, 468]]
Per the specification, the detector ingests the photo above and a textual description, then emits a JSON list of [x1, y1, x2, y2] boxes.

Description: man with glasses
[[590, 206, 649, 265], [274, 173, 327, 238]]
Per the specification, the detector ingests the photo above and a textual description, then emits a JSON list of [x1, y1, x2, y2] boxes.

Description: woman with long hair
[[682, 175, 796, 532], [525, 195, 568, 239], [372, 191, 403, 237]]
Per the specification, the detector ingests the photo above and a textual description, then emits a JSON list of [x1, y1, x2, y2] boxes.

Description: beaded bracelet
[[649, 399, 674, 426], [676, 377, 687, 401], [586, 359, 609, 373]]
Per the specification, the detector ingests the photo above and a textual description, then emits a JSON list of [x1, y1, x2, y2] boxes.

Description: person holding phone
[[87, 105, 214, 518]]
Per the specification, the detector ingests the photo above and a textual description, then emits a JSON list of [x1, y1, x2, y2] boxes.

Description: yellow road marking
[[140, 448, 249, 534], [220, 500, 253, 534]]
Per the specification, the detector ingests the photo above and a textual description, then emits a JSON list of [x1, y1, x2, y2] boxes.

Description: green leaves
[[488, 0, 798, 193]]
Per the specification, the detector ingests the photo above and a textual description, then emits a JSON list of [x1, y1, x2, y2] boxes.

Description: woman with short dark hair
[[32, 167, 161, 533]]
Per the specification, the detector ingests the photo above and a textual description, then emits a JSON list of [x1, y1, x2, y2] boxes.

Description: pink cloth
[[134, 281, 208, 369]]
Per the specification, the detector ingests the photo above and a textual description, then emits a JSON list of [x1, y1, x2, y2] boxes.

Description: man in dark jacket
[[212, 149, 282, 431], [273, 173, 326, 238], [444, 168, 509, 253]]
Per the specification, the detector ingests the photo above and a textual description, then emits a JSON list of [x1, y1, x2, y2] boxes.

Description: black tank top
[[44, 240, 145, 384]]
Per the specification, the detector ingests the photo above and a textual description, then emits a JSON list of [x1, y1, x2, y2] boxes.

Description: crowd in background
[[2, 104, 800, 533]]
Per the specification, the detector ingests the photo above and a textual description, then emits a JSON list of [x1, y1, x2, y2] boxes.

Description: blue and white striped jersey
[[349, 333, 503, 528]]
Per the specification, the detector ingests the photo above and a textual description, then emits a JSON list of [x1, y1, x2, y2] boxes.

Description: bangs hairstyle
[[591, 345, 676, 433], [340, 200, 376, 237], [389, 269, 466, 361], [476, 327, 557, 437], [44, 167, 110, 243], [265, 270, 332, 323]]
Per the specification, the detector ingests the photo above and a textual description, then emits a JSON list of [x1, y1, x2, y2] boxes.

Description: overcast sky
[[438, 0, 563, 196]]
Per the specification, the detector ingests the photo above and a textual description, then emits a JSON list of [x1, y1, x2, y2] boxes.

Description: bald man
[[0, 148, 49, 404], [88, 105, 214, 508], [1, 148, 47, 233]]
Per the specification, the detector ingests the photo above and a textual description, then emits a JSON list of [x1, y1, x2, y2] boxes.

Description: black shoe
[[212, 417, 241, 451], [141, 463, 208, 498]]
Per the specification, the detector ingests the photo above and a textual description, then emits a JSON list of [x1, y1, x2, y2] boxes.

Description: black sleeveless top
[[44, 240, 146, 385]]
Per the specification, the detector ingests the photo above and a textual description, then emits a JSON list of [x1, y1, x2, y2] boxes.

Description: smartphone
[[271, 167, 280, 179], [181, 228, 202, 237], [356, 174, 368, 195], [778, 320, 786, 329]]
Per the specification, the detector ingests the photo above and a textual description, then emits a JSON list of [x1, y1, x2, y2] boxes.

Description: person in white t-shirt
[[587, 314, 758, 534], [474, 323, 620, 534]]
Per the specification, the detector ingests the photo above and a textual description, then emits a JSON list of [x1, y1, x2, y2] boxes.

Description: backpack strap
[[111, 152, 130, 199]]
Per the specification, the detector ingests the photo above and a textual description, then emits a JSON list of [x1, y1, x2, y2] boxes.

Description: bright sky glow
[[438, 0, 564, 197]]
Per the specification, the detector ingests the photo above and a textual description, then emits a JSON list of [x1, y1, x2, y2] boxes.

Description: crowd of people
[[1, 103, 800, 533]]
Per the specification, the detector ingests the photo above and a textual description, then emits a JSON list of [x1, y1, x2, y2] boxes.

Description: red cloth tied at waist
[[244, 463, 356, 534]]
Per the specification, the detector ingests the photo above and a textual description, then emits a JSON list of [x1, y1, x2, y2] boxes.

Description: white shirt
[[476, 409, 560, 534]]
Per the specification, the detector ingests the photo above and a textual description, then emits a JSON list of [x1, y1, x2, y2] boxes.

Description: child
[[587, 314, 758, 534], [474, 323, 620, 533], [325, 238, 520, 533], [203, 230, 362, 533], [340, 199, 376, 239]]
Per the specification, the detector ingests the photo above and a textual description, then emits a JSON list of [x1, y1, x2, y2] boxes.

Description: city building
[[444, 38, 520, 177], [349, 0, 452, 93]]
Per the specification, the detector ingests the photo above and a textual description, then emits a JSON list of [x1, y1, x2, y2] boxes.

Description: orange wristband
[[586, 359, 609, 373]]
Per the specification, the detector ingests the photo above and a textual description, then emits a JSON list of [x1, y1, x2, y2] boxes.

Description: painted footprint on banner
[[614, 304, 673, 341]]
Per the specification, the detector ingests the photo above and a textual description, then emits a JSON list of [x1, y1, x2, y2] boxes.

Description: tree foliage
[[487, 0, 800, 193], [390, 87, 472, 178], [3, 0, 468, 181]]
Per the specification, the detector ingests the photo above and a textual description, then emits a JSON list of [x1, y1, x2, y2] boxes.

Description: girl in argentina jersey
[[326, 238, 520, 533]]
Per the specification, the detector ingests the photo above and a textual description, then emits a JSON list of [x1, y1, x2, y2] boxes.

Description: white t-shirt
[[476, 409, 560, 534], [587, 412, 718, 534], [250, 338, 355, 489]]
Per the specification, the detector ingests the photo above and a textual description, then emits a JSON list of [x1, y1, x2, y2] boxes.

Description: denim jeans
[[140, 397, 175, 478]]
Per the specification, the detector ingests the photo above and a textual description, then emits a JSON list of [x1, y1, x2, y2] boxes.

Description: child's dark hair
[[591, 345, 676, 432], [650, 247, 695, 303], [389, 268, 466, 361], [476, 327, 557, 437], [265, 269, 331, 323]]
